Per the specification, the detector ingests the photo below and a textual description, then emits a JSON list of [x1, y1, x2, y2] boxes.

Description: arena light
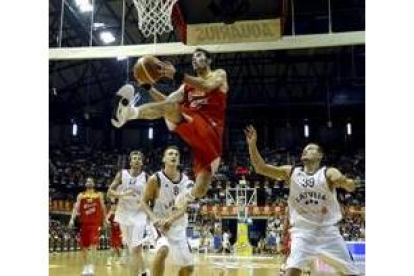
[[79, 4, 93, 12], [304, 124, 309, 138], [148, 127, 153, 140], [100, 31, 116, 44], [72, 123, 78, 136], [347, 122, 352, 136], [93, 22, 105, 28], [75, 0, 93, 13]]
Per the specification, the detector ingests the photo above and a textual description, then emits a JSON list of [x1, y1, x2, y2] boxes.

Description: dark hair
[[194, 47, 212, 60]]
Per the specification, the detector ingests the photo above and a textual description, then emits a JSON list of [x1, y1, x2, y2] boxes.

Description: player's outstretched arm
[[140, 175, 160, 222], [69, 194, 82, 227], [183, 69, 228, 93], [245, 125, 292, 182], [326, 167, 357, 192], [99, 192, 107, 226], [107, 171, 133, 199], [162, 64, 227, 93], [165, 85, 185, 103], [165, 205, 187, 226], [104, 209, 112, 224]]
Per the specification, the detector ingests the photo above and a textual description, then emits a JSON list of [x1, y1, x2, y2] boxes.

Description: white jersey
[[152, 170, 193, 229], [288, 166, 342, 227], [223, 232, 230, 247], [223, 232, 230, 242], [116, 169, 147, 216]]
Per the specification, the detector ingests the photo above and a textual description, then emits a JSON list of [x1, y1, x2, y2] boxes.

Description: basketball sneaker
[[115, 257, 122, 265], [88, 264, 95, 275], [278, 263, 286, 276], [111, 84, 139, 128], [81, 265, 89, 276], [106, 257, 113, 266], [119, 250, 129, 265]]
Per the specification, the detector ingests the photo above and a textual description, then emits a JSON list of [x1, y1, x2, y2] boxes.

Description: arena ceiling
[[49, 0, 365, 127]]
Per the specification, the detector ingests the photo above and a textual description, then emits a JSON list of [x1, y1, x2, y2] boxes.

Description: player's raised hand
[[244, 125, 257, 145]]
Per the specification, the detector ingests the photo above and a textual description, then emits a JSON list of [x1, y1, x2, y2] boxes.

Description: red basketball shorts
[[79, 224, 100, 248], [110, 228, 122, 248], [173, 111, 223, 176]]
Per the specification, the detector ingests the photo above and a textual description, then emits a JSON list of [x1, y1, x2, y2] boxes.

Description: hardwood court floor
[[49, 251, 345, 276]]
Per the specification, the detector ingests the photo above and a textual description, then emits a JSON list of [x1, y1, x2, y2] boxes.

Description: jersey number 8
[[173, 186, 180, 196]]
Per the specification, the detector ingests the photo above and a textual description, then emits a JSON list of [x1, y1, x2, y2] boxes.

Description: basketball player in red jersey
[[112, 48, 229, 209], [105, 202, 122, 266], [69, 177, 106, 276]]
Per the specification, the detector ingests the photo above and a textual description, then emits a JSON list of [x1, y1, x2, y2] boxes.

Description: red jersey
[[181, 84, 227, 130], [79, 191, 103, 226], [108, 213, 121, 235]]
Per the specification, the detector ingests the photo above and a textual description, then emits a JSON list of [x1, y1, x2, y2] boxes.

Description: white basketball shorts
[[286, 225, 360, 275], [115, 211, 147, 249], [153, 225, 194, 267]]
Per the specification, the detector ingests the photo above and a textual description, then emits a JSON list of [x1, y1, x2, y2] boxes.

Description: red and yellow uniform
[[108, 213, 122, 249], [78, 191, 103, 248], [175, 84, 227, 175]]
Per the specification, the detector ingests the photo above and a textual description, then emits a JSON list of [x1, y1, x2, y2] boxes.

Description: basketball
[[133, 55, 164, 84]]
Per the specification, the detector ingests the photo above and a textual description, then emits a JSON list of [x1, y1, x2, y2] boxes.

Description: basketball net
[[132, 0, 178, 43]]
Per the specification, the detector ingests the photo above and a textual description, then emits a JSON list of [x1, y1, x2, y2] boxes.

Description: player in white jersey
[[141, 146, 194, 276], [222, 229, 231, 253], [107, 150, 149, 276], [245, 125, 360, 276]]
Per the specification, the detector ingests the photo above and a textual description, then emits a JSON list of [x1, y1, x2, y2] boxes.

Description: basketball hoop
[[132, 0, 178, 41]]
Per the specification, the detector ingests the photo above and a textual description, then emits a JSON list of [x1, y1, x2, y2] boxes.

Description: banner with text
[[186, 19, 281, 45]]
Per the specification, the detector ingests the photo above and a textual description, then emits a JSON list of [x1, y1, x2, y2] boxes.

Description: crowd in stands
[[50, 143, 364, 199]]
